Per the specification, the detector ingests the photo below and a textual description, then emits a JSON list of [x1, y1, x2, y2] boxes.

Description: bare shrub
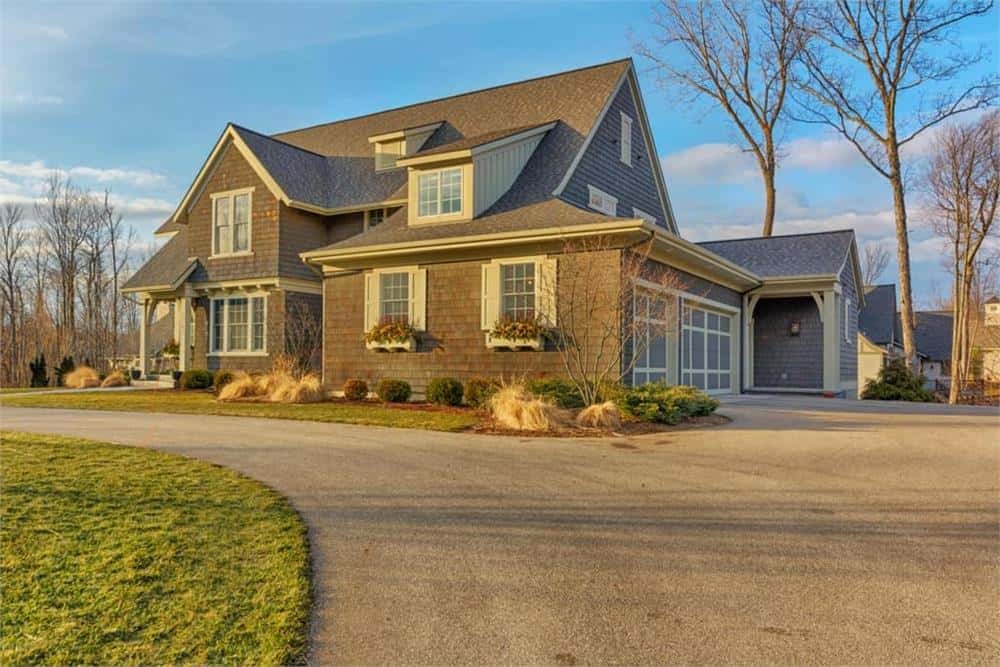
[[100, 371, 127, 388]]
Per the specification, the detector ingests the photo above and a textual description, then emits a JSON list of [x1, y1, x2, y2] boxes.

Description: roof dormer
[[368, 122, 443, 171]]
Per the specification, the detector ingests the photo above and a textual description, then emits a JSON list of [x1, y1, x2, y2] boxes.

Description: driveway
[[3, 400, 998, 665]]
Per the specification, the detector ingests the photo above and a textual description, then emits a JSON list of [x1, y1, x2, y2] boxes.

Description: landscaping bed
[[0, 431, 310, 665]]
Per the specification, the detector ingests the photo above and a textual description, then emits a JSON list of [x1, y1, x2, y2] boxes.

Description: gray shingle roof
[[860, 284, 897, 345], [697, 230, 855, 278], [314, 198, 622, 254], [897, 310, 953, 361], [122, 229, 197, 291]]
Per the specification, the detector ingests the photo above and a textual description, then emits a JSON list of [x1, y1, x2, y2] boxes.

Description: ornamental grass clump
[[488, 382, 569, 431], [63, 366, 100, 389], [216, 372, 265, 401], [100, 370, 129, 388], [575, 401, 622, 429], [268, 373, 325, 404]]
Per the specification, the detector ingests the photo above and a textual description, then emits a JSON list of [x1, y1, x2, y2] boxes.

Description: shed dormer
[[368, 122, 443, 171]]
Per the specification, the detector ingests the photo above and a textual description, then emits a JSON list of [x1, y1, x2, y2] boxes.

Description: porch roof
[[121, 229, 198, 293]]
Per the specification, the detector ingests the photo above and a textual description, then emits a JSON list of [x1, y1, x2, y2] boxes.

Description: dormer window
[[417, 167, 463, 217], [374, 140, 404, 171]]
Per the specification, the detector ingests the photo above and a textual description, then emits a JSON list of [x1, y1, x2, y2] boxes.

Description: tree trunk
[[887, 144, 917, 371], [761, 165, 776, 237]]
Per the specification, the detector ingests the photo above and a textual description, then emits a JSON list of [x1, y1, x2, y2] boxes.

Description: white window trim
[[209, 187, 254, 259], [633, 207, 657, 225], [416, 167, 464, 219], [844, 295, 851, 342], [364, 207, 388, 231], [587, 184, 618, 216], [620, 112, 633, 166], [681, 301, 735, 395], [367, 265, 426, 331], [632, 287, 671, 386], [208, 293, 268, 357]]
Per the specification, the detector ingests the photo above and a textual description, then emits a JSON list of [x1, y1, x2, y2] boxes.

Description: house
[[974, 297, 1000, 380], [123, 59, 862, 398]]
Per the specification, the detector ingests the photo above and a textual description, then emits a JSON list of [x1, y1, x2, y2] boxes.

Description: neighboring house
[[975, 296, 1000, 380], [900, 311, 953, 386], [123, 58, 862, 397]]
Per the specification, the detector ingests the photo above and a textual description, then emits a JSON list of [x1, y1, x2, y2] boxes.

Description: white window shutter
[[364, 273, 377, 331], [411, 268, 427, 330], [481, 263, 499, 330], [538, 257, 557, 326]]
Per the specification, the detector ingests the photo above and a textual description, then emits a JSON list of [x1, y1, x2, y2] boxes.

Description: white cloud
[[660, 143, 758, 184], [782, 135, 861, 170], [6, 93, 64, 107], [0, 160, 166, 188], [34, 24, 69, 40]]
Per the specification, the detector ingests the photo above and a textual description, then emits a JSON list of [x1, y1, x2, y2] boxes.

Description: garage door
[[681, 304, 733, 394]]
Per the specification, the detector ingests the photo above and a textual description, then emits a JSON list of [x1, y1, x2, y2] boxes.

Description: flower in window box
[[487, 316, 548, 350], [364, 318, 419, 351], [160, 339, 180, 356]]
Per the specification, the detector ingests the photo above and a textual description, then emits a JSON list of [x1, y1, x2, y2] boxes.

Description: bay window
[[212, 189, 252, 256], [210, 295, 266, 354]]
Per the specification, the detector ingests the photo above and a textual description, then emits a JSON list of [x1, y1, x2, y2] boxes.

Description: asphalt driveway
[[3, 399, 998, 665]]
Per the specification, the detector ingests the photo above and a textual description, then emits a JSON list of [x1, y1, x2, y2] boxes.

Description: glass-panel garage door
[[681, 304, 733, 393], [633, 290, 670, 385]]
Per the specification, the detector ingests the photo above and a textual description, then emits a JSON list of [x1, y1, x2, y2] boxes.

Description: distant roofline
[[697, 228, 856, 245], [271, 57, 633, 138]]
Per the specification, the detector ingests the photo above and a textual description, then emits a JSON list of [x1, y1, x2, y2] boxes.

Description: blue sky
[[2, 1, 997, 306]]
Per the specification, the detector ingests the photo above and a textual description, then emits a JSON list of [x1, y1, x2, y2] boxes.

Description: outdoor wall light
[[789, 320, 801, 336]]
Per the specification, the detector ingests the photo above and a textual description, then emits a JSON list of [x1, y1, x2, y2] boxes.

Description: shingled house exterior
[[123, 59, 864, 398]]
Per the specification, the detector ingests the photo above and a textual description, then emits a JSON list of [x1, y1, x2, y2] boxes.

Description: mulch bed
[[471, 413, 731, 438]]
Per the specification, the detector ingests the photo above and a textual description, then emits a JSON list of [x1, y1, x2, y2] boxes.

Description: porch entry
[[681, 304, 733, 394]]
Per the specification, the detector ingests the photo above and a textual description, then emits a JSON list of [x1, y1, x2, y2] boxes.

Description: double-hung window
[[417, 167, 462, 217], [500, 262, 536, 321], [212, 189, 252, 255], [210, 295, 266, 353], [379, 272, 410, 324]]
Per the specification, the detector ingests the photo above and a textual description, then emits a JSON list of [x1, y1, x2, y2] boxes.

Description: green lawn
[[0, 389, 478, 432], [0, 431, 311, 665], [0, 387, 60, 394]]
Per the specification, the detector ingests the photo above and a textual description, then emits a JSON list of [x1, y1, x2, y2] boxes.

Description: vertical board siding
[[473, 135, 544, 216], [560, 79, 669, 229]]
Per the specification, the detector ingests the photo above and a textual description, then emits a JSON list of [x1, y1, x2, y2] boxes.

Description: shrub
[[100, 370, 129, 388], [526, 377, 585, 409], [268, 374, 325, 404], [63, 366, 100, 389], [427, 377, 463, 406], [576, 401, 622, 429], [217, 372, 265, 401], [54, 356, 75, 386], [464, 377, 500, 408], [179, 369, 213, 390], [489, 383, 569, 431], [616, 383, 719, 425], [343, 379, 369, 401], [861, 358, 935, 402], [29, 354, 48, 387], [214, 369, 236, 391], [376, 378, 412, 403]]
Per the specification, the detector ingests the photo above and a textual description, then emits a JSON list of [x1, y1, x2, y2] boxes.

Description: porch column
[[821, 289, 841, 393], [139, 297, 153, 379], [742, 293, 760, 391], [176, 295, 192, 372]]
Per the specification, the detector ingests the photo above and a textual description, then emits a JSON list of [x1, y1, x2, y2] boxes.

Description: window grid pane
[[251, 297, 265, 351], [212, 300, 224, 352], [227, 298, 248, 351], [215, 196, 231, 254], [681, 304, 732, 393], [501, 263, 535, 320], [440, 168, 462, 214], [233, 194, 250, 252], [418, 173, 439, 217], [380, 272, 409, 323]]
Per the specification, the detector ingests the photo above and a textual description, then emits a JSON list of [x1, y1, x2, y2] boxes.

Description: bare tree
[[543, 236, 685, 405], [923, 111, 999, 403], [861, 240, 891, 286], [284, 299, 323, 375], [101, 190, 134, 361], [0, 203, 27, 385], [636, 0, 803, 236], [791, 0, 997, 370], [35, 174, 88, 357]]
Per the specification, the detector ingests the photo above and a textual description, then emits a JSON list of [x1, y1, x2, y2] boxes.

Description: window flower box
[[485, 332, 544, 351], [365, 320, 418, 352], [366, 337, 416, 352]]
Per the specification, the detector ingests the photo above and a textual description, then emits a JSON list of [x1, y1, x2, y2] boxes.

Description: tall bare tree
[[101, 190, 134, 361], [861, 240, 891, 286], [636, 0, 803, 236], [923, 112, 999, 403], [791, 0, 997, 369], [0, 203, 27, 385]]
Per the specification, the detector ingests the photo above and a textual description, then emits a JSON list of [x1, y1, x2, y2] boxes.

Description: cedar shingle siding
[[561, 79, 668, 227], [753, 297, 823, 389], [839, 259, 859, 383]]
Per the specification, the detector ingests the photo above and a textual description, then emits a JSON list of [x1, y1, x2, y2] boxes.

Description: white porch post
[[139, 297, 153, 379], [821, 288, 841, 393], [743, 293, 760, 391], [177, 295, 192, 372]]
